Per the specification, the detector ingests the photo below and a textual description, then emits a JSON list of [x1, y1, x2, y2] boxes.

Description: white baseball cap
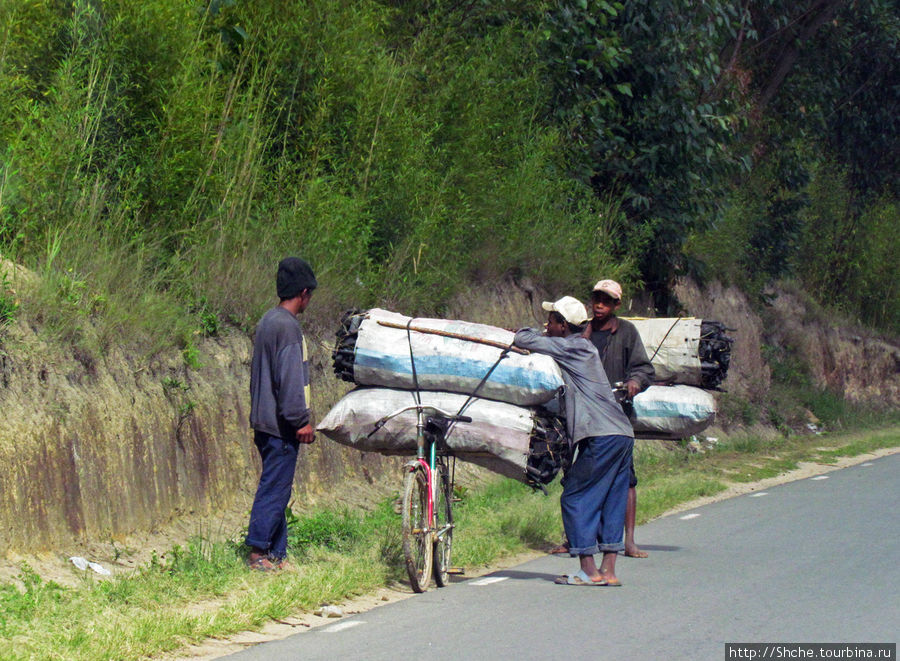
[[592, 279, 623, 301], [541, 296, 590, 326]]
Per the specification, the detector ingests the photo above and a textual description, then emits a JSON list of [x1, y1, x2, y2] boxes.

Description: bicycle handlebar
[[368, 405, 472, 437]]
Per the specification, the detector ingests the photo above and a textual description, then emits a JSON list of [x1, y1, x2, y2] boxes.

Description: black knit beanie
[[276, 257, 317, 299]]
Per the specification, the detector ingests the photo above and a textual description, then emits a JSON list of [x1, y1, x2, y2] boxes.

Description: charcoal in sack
[[317, 387, 564, 484], [331, 308, 565, 406], [631, 384, 717, 439], [627, 317, 734, 390], [524, 411, 570, 486]]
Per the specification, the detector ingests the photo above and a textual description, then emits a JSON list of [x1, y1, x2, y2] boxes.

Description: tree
[[543, 0, 750, 307]]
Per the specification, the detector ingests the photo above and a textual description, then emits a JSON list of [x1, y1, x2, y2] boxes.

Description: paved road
[[228, 453, 899, 660]]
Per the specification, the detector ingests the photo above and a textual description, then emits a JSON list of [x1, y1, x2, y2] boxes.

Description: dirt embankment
[[0, 263, 897, 559], [0, 261, 404, 557], [674, 278, 900, 406]]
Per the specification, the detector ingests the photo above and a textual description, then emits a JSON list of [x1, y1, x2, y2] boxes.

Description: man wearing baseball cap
[[585, 278, 654, 558], [514, 296, 634, 586]]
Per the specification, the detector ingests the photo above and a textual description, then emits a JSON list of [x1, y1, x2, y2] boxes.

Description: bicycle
[[369, 404, 471, 593]]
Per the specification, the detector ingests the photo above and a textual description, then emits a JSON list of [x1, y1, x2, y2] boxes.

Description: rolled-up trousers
[[561, 434, 633, 556]]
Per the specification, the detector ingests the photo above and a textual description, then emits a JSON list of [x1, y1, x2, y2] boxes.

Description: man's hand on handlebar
[[625, 379, 640, 399], [295, 423, 315, 444]]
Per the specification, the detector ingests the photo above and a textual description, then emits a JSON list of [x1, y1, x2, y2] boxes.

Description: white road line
[[322, 621, 365, 633], [679, 513, 701, 520], [470, 576, 508, 586], [861, 462, 874, 467], [749, 492, 769, 498], [811, 475, 829, 481]]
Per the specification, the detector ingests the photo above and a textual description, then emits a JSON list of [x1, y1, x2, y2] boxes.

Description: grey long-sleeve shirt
[[514, 329, 633, 444], [250, 306, 311, 438], [584, 316, 655, 391]]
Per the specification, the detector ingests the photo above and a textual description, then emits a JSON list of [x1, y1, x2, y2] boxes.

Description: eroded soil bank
[[0, 264, 897, 558]]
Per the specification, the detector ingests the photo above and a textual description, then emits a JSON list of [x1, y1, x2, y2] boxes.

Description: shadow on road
[[487, 569, 561, 582], [622, 544, 681, 553]]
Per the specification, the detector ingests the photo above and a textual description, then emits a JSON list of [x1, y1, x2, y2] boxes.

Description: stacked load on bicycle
[[319, 308, 569, 487], [624, 317, 733, 439], [318, 308, 735, 483]]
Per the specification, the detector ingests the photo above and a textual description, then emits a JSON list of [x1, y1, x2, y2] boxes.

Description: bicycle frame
[[377, 403, 466, 524], [375, 404, 468, 591]]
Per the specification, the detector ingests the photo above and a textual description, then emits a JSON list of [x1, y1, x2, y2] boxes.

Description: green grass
[[0, 425, 897, 660]]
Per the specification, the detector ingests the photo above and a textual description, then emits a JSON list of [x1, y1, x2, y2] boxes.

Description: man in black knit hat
[[245, 257, 317, 571]]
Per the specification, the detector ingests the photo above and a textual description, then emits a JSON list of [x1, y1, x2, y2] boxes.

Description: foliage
[[0, 272, 17, 327], [742, 0, 899, 198], [543, 0, 752, 301], [684, 0, 898, 324], [0, 0, 642, 351], [0, 0, 894, 348], [795, 169, 900, 332]]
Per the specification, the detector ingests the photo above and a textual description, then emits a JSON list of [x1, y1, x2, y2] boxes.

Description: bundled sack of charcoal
[[630, 384, 717, 439], [317, 387, 568, 486], [627, 318, 734, 390], [331, 308, 564, 407]]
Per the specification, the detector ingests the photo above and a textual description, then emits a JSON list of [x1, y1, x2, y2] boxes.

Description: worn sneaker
[[272, 557, 293, 571], [247, 552, 277, 572]]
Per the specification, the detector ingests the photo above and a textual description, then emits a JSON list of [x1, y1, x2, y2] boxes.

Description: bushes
[[0, 272, 17, 327], [0, 0, 640, 352], [0, 1, 893, 350], [795, 169, 899, 333], [688, 156, 899, 334]]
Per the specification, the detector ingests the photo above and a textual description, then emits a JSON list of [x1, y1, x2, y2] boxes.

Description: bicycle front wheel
[[401, 463, 433, 593], [432, 461, 453, 587]]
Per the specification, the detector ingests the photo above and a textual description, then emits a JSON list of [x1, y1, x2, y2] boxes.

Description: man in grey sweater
[[245, 257, 317, 571], [515, 296, 634, 586]]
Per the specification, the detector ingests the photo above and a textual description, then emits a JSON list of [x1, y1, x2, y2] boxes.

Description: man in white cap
[[514, 296, 634, 586], [585, 278, 654, 558]]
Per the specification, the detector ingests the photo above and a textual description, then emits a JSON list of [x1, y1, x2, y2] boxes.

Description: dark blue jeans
[[561, 434, 633, 556], [245, 431, 299, 560]]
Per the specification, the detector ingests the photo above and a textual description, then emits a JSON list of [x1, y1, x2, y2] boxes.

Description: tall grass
[[0, 0, 639, 357]]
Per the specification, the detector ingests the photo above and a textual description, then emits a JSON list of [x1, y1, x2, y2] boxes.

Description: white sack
[[628, 317, 704, 386], [350, 309, 564, 406], [632, 384, 717, 438], [317, 387, 534, 482]]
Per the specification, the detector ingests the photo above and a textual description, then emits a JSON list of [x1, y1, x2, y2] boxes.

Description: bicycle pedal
[[447, 567, 465, 575]]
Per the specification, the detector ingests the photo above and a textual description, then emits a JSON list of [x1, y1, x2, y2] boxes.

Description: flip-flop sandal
[[600, 577, 623, 587], [554, 570, 607, 586]]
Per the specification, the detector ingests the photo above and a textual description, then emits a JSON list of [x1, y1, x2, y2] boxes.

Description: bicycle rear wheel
[[432, 460, 454, 587], [401, 463, 432, 593]]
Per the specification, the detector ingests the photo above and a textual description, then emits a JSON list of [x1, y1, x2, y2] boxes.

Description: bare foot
[[624, 544, 648, 558], [599, 573, 623, 586]]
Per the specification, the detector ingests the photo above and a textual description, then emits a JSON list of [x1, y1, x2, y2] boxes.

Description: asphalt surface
[[227, 453, 899, 660]]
